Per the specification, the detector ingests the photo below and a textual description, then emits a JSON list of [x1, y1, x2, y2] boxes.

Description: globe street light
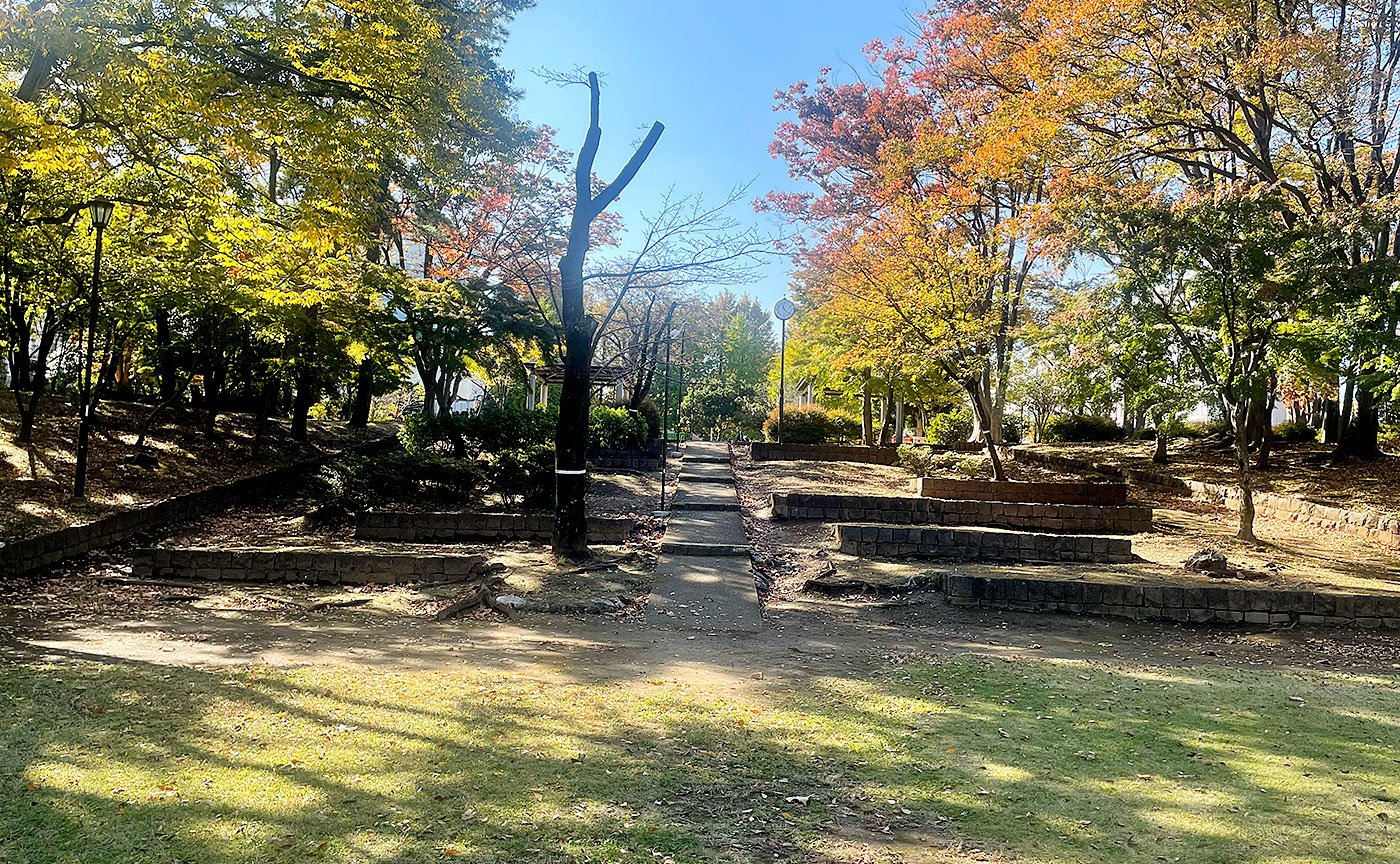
[[773, 298, 796, 444], [71, 199, 116, 504]]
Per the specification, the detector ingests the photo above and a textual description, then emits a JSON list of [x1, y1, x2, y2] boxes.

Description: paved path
[[646, 443, 763, 632]]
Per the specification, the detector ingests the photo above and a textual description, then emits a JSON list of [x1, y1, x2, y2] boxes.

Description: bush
[[925, 408, 974, 446], [485, 444, 555, 509], [636, 396, 663, 440], [1000, 418, 1023, 445], [828, 409, 863, 443], [309, 452, 483, 512], [1043, 414, 1125, 443], [399, 406, 556, 457], [763, 404, 838, 444], [1179, 419, 1228, 439], [1272, 420, 1318, 443], [589, 404, 648, 450], [954, 456, 988, 478], [897, 444, 936, 476]]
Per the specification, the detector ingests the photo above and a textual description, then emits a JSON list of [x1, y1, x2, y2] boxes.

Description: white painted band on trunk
[[555, 469, 587, 475]]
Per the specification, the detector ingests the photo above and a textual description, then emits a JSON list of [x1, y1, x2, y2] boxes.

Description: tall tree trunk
[[1332, 382, 1383, 461], [878, 385, 895, 447], [349, 357, 374, 427], [861, 370, 873, 446], [551, 72, 664, 558], [155, 308, 176, 403], [893, 402, 906, 444], [1321, 399, 1341, 444], [966, 381, 1007, 481], [291, 368, 315, 442], [1232, 399, 1257, 542]]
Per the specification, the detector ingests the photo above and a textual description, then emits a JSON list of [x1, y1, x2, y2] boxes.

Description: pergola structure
[[525, 363, 634, 409]]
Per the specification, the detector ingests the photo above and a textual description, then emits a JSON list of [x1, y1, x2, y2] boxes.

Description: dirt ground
[[734, 448, 1400, 598], [0, 395, 392, 542], [1025, 438, 1400, 518]]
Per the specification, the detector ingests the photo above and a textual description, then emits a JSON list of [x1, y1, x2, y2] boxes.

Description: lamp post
[[773, 298, 795, 444], [659, 328, 679, 510], [72, 199, 116, 504]]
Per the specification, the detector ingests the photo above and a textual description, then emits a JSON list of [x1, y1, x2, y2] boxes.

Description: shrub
[[636, 396, 663, 440], [1043, 414, 1125, 443], [828, 409, 863, 443], [309, 452, 483, 512], [1273, 420, 1318, 443], [1000, 418, 1023, 445], [1179, 419, 1228, 439], [485, 444, 555, 509], [954, 456, 988, 478], [763, 404, 836, 444], [925, 408, 974, 446], [589, 405, 648, 450], [897, 444, 936, 476]]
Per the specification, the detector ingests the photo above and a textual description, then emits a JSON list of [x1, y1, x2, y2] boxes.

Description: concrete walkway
[[646, 443, 763, 632]]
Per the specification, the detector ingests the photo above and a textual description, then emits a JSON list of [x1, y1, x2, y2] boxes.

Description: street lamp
[[773, 298, 796, 444], [71, 198, 116, 504], [660, 328, 680, 510]]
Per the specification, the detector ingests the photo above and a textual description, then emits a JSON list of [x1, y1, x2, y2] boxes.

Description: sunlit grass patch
[[1, 655, 1396, 863]]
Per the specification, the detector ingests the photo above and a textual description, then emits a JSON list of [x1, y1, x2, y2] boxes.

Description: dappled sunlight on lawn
[[1, 654, 1397, 863]]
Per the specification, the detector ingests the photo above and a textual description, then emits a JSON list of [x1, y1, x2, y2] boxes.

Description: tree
[[1079, 185, 1336, 540], [552, 72, 664, 558]]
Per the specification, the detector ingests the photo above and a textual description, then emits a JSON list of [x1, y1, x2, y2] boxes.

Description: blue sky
[[499, 1, 917, 311]]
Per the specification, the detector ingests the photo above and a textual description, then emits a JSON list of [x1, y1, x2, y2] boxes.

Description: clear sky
[[499, 0, 917, 312]]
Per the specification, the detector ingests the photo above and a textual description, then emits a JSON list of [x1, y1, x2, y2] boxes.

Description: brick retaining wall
[[836, 524, 1134, 563], [357, 512, 634, 544], [773, 492, 1151, 534], [940, 573, 1400, 628], [131, 548, 493, 585], [1, 436, 397, 578], [1012, 447, 1400, 547], [914, 478, 1129, 506]]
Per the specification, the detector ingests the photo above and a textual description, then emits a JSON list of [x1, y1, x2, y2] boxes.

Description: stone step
[[660, 511, 750, 556], [836, 523, 1133, 564], [645, 554, 763, 631], [670, 484, 741, 511], [677, 461, 735, 485]]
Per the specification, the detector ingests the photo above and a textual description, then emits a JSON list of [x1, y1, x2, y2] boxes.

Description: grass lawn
[[2, 655, 1396, 863]]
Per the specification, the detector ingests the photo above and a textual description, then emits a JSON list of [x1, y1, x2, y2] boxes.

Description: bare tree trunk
[[349, 357, 374, 427], [1332, 379, 1383, 461], [551, 72, 663, 558]]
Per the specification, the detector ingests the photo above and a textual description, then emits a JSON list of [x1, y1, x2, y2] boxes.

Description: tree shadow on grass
[[1, 649, 1397, 863]]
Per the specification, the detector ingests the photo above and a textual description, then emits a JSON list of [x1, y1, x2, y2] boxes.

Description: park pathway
[[644, 442, 764, 632]]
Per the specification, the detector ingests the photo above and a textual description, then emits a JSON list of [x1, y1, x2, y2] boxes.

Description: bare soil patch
[[1025, 439, 1400, 518], [0, 395, 391, 542]]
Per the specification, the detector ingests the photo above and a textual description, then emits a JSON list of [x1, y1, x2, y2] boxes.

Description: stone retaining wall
[[751, 442, 982, 464], [836, 524, 1134, 563], [773, 492, 1151, 534], [131, 548, 493, 585], [1012, 447, 1400, 547], [1, 436, 397, 578], [750, 443, 900, 464], [914, 477, 1128, 506], [940, 572, 1400, 628], [357, 512, 634, 544], [589, 448, 661, 470]]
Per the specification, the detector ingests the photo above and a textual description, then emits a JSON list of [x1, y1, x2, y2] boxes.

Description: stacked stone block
[[774, 492, 1151, 534], [836, 524, 1133, 564], [357, 512, 633, 544], [941, 573, 1400, 629], [913, 478, 1128, 506], [131, 548, 492, 585]]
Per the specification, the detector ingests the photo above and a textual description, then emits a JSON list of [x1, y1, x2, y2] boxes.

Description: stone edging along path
[[1011, 447, 1400, 548], [0, 435, 397, 578]]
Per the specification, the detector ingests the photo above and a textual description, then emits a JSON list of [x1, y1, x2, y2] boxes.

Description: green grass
[[1, 654, 1397, 863]]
